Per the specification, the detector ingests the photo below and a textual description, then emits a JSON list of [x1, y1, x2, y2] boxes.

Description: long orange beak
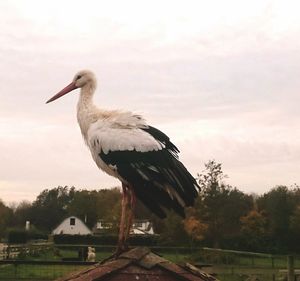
[[46, 82, 78, 104]]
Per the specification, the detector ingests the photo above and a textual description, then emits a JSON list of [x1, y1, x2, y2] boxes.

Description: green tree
[[67, 190, 99, 228], [0, 199, 13, 238], [290, 205, 300, 235], [240, 209, 267, 250], [257, 186, 294, 248], [67, 188, 122, 233], [94, 188, 121, 221], [30, 186, 75, 231], [196, 160, 252, 248], [12, 200, 32, 228], [159, 210, 189, 245]]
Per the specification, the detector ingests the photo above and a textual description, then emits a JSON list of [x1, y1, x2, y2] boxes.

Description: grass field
[[1, 246, 299, 281], [0, 263, 89, 280]]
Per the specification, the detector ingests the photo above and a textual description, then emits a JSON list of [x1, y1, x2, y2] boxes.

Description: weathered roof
[[56, 247, 217, 281]]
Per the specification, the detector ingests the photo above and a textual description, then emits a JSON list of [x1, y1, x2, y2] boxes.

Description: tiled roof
[[56, 247, 218, 281]]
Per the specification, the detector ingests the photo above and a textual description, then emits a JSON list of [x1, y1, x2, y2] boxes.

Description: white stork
[[46, 70, 199, 254]]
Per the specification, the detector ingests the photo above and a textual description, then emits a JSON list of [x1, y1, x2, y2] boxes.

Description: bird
[[87, 247, 96, 262], [46, 70, 200, 254]]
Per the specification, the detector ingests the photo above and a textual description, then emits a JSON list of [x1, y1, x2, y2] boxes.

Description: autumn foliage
[[184, 215, 208, 242]]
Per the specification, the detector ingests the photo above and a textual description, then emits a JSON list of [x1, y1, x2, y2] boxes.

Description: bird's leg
[[116, 183, 129, 255], [124, 186, 136, 243]]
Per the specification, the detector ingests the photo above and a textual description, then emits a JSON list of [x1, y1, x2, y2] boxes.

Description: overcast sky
[[0, 0, 300, 204]]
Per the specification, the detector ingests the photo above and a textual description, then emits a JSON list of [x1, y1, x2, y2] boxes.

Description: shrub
[[53, 234, 159, 246], [7, 229, 28, 244], [7, 227, 48, 244]]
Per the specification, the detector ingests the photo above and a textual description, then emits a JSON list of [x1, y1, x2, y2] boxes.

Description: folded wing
[[87, 113, 199, 218]]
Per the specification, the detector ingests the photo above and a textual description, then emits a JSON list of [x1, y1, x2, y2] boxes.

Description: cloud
[[0, 0, 300, 203]]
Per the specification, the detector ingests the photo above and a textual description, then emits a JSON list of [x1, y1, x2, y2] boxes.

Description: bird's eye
[[77, 75, 82, 80]]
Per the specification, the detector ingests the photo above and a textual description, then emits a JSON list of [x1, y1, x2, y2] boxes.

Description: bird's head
[[46, 70, 97, 104]]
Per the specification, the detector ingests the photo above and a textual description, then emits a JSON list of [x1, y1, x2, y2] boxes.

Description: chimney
[[25, 221, 30, 231]]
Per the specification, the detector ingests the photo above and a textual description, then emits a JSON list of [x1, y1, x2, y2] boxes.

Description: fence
[[0, 243, 52, 260], [195, 248, 299, 281], [0, 244, 299, 280]]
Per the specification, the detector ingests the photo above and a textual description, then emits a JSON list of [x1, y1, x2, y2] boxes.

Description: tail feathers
[[108, 146, 199, 219], [134, 186, 168, 219], [133, 156, 200, 209]]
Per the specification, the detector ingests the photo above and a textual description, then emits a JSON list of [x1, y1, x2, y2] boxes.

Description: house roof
[[52, 216, 92, 234], [56, 247, 218, 281]]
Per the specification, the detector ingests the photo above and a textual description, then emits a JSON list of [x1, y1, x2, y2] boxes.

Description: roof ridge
[[55, 247, 217, 281], [119, 246, 151, 260]]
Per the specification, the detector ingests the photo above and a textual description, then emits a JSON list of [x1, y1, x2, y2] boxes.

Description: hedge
[[53, 234, 159, 246], [7, 229, 48, 244], [7, 229, 28, 244]]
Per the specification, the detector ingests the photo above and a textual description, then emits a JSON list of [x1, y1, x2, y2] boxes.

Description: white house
[[95, 219, 155, 235], [52, 216, 92, 235], [131, 220, 155, 235]]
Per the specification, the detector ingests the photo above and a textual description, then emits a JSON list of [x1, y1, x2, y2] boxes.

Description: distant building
[[131, 220, 155, 235], [52, 216, 92, 235], [25, 221, 30, 231], [94, 219, 155, 235]]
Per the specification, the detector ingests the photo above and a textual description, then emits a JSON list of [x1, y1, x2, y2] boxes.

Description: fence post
[[287, 255, 294, 281], [6, 246, 10, 259]]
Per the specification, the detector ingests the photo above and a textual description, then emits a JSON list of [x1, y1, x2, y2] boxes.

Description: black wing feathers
[[142, 126, 180, 156], [99, 126, 199, 218]]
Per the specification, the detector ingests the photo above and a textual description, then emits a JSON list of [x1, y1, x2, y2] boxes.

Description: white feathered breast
[[85, 112, 164, 179]]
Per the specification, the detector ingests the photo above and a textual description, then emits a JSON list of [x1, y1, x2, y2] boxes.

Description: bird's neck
[[77, 85, 98, 140], [78, 85, 94, 109]]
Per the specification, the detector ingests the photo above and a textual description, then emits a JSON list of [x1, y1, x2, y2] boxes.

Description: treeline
[[1, 160, 300, 253]]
